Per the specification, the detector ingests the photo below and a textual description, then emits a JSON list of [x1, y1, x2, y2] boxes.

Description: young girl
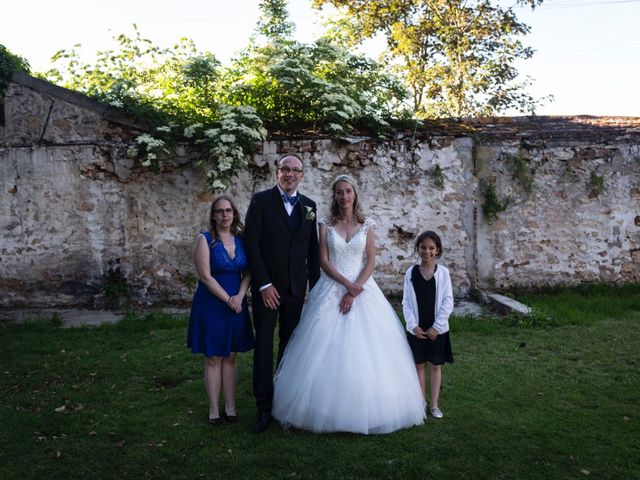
[[402, 230, 454, 419]]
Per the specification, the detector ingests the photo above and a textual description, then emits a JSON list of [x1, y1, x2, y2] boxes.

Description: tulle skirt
[[272, 274, 426, 434]]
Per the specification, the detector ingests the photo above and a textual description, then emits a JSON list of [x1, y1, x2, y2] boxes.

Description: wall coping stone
[[8, 73, 640, 145], [10, 71, 150, 131]]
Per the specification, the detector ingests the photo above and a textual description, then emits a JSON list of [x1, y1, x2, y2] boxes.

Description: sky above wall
[[3, 0, 639, 117]]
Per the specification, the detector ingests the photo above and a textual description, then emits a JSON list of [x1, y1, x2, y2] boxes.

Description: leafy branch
[[0, 44, 30, 97]]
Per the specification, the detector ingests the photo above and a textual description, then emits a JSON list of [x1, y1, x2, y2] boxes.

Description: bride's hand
[[340, 293, 354, 314], [345, 282, 363, 297]]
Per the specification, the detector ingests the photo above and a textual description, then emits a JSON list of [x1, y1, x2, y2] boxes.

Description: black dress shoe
[[255, 411, 272, 433], [223, 411, 239, 424], [208, 416, 223, 426]]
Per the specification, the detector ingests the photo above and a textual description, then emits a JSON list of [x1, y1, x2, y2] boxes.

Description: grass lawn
[[1, 284, 639, 479]]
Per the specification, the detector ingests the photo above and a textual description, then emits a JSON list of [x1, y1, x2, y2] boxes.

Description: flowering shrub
[[127, 131, 169, 168], [40, 13, 406, 190], [194, 106, 267, 190], [223, 37, 404, 135], [125, 107, 266, 190]]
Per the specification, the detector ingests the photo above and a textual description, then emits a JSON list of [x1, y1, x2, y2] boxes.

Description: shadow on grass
[[1, 285, 639, 479]]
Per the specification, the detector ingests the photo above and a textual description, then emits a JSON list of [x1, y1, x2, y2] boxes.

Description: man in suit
[[244, 154, 321, 433]]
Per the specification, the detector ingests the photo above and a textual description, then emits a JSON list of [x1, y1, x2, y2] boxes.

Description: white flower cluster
[[129, 105, 267, 192], [369, 113, 390, 127], [128, 134, 168, 168], [184, 123, 203, 138], [219, 134, 236, 144], [318, 90, 362, 134], [195, 105, 267, 191], [136, 134, 165, 149]]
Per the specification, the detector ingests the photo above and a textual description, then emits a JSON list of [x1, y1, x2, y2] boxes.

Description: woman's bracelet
[[226, 297, 232, 304]]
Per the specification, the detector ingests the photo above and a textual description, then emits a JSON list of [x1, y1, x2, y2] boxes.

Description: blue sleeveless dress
[[187, 231, 254, 356]]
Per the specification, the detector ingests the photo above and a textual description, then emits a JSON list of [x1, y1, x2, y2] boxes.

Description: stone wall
[[1, 73, 639, 308], [476, 138, 640, 289]]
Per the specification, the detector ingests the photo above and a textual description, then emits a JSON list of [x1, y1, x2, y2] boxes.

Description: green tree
[[222, 0, 408, 134], [0, 44, 30, 97], [43, 27, 266, 191], [313, 0, 545, 118], [256, 0, 295, 39], [37, 3, 408, 188], [45, 27, 221, 124]]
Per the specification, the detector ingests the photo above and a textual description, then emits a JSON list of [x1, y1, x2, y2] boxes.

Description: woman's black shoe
[[208, 416, 223, 426], [224, 412, 239, 423]]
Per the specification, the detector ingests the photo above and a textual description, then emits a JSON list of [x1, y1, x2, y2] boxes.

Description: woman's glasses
[[214, 208, 233, 215]]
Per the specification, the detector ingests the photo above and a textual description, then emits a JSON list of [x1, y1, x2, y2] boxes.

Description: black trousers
[[252, 290, 304, 413]]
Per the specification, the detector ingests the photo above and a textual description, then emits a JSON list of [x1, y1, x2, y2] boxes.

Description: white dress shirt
[[277, 185, 298, 216]]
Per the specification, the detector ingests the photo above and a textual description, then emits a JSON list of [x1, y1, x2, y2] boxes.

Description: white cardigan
[[402, 264, 454, 335]]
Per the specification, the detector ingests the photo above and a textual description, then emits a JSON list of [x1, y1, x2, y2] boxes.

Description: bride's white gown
[[272, 218, 426, 434]]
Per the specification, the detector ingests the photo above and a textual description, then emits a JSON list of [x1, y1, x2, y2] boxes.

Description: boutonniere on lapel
[[304, 206, 316, 221]]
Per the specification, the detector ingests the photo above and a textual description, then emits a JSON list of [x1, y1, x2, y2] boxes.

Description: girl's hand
[[340, 293, 355, 314], [345, 282, 363, 297], [413, 326, 429, 339], [426, 327, 438, 341]]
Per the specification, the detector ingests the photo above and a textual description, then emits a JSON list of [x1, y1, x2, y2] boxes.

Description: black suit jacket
[[244, 186, 320, 298]]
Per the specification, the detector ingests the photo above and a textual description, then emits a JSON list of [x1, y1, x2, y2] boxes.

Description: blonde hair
[[329, 174, 365, 225]]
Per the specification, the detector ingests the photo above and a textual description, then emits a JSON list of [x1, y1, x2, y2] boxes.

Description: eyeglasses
[[214, 208, 233, 215], [278, 166, 304, 175]]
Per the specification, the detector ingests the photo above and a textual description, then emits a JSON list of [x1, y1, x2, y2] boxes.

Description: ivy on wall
[[510, 153, 535, 194], [588, 171, 606, 197], [482, 182, 510, 222]]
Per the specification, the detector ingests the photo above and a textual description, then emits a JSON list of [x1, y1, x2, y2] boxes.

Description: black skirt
[[407, 330, 454, 365]]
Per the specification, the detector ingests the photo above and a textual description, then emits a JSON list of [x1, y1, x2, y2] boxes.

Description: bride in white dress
[[272, 174, 426, 434]]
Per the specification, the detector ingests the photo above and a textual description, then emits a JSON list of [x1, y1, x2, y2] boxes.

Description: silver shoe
[[430, 406, 444, 419]]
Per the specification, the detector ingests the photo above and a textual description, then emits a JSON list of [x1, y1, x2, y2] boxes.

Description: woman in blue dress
[[187, 194, 254, 426]]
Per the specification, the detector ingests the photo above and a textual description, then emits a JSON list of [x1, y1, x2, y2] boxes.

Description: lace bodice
[[201, 231, 248, 274], [321, 218, 375, 281]]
